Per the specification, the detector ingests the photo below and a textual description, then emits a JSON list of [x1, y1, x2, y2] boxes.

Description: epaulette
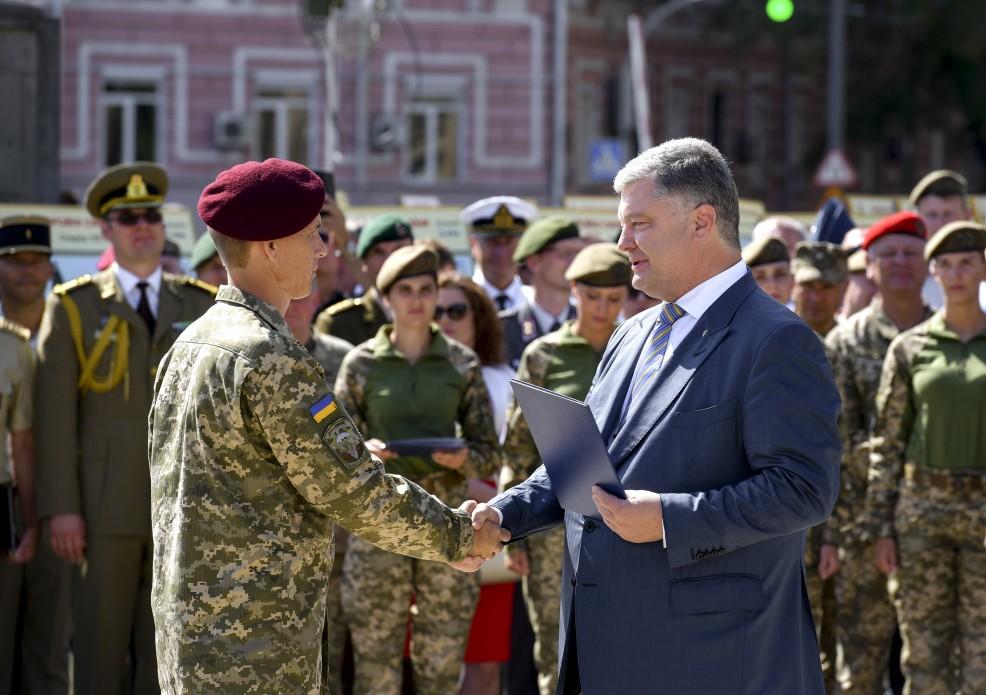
[[0, 317, 30, 341], [53, 274, 95, 296], [328, 297, 362, 316], [172, 275, 218, 296]]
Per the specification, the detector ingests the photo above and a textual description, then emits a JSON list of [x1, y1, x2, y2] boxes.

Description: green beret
[[742, 237, 789, 268], [924, 221, 986, 261], [564, 242, 631, 287], [909, 169, 968, 207], [356, 214, 414, 259], [376, 245, 439, 295], [513, 216, 580, 263], [792, 241, 849, 284], [189, 233, 219, 270], [85, 162, 168, 218], [0, 215, 52, 256]]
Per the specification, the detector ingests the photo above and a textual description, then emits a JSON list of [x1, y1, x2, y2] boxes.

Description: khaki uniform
[[34, 269, 216, 695], [824, 301, 931, 693], [502, 322, 602, 695], [313, 288, 387, 345], [867, 314, 986, 695], [149, 286, 475, 694], [335, 325, 500, 695], [0, 318, 34, 691], [305, 332, 354, 695]]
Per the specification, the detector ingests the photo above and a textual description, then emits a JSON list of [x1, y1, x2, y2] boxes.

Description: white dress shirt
[[114, 262, 162, 318], [472, 270, 532, 312], [528, 299, 573, 335]]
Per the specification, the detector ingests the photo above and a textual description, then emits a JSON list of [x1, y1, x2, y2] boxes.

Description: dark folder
[[510, 380, 625, 518], [0, 483, 17, 554]]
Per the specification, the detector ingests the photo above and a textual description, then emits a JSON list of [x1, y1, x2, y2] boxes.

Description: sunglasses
[[434, 303, 469, 321], [111, 210, 163, 226]]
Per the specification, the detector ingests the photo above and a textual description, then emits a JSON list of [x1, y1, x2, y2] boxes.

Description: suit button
[[584, 520, 596, 533], [570, 578, 577, 587]]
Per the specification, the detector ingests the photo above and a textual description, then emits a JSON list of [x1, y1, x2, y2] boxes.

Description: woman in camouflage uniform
[[501, 242, 630, 695], [867, 221, 986, 695], [335, 245, 501, 694]]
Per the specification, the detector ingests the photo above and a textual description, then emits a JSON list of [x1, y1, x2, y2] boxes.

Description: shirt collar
[[528, 299, 572, 333], [473, 269, 523, 301], [113, 262, 162, 297], [675, 259, 748, 321], [215, 284, 292, 338]]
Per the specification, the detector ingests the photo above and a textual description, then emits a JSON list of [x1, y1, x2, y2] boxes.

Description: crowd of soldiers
[[0, 158, 984, 695]]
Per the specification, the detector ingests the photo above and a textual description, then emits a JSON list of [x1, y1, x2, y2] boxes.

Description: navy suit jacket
[[491, 271, 841, 695]]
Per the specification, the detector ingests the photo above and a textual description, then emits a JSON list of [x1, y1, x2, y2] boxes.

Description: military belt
[[904, 463, 985, 493]]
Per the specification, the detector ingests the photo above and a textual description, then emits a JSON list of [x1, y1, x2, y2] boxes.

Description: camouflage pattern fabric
[[148, 285, 474, 695]]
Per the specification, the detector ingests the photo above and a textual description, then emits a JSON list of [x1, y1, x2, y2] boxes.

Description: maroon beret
[[197, 158, 325, 241], [861, 211, 926, 250]]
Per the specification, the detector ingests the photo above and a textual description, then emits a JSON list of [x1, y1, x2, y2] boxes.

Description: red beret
[[861, 211, 926, 250], [197, 159, 324, 241]]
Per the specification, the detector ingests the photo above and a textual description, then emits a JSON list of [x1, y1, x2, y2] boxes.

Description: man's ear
[[261, 239, 278, 262], [692, 203, 718, 240]]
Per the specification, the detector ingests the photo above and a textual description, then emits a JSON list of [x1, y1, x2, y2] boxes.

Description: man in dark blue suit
[[469, 138, 841, 694]]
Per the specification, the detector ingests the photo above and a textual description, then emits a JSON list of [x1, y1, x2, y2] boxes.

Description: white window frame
[[99, 65, 166, 166], [251, 69, 319, 165], [400, 75, 467, 185]]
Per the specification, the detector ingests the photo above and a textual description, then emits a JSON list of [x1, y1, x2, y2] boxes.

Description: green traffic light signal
[[765, 0, 794, 22]]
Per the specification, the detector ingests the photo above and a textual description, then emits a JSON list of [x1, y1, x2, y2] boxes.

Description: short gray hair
[[613, 138, 740, 248]]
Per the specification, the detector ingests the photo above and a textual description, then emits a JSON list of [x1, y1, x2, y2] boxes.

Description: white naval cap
[[459, 195, 539, 235]]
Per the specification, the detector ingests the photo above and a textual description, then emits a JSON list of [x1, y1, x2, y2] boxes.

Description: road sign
[[588, 139, 627, 183], [814, 149, 858, 188]]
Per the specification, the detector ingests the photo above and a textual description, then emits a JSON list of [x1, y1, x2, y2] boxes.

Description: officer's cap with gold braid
[[565, 242, 631, 287], [376, 245, 439, 295], [0, 215, 52, 256], [85, 162, 168, 218], [924, 221, 986, 261], [459, 196, 538, 236]]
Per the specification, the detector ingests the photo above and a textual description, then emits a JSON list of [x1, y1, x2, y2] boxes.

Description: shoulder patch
[[53, 274, 94, 296], [0, 317, 30, 341], [328, 298, 361, 316]]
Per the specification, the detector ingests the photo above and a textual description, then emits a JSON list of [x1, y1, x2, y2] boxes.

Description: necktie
[[548, 320, 561, 332], [494, 294, 510, 311], [629, 301, 685, 400], [136, 281, 156, 334]]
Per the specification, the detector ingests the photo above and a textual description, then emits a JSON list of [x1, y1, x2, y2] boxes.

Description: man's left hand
[[592, 486, 664, 543]]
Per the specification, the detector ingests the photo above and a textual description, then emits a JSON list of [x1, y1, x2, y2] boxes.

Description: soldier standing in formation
[[461, 196, 538, 312], [742, 235, 794, 305], [823, 211, 933, 693], [499, 217, 582, 369], [34, 162, 217, 695], [314, 214, 414, 344], [335, 245, 501, 694], [149, 159, 505, 694], [189, 232, 227, 288], [867, 221, 986, 695], [502, 243, 631, 695]]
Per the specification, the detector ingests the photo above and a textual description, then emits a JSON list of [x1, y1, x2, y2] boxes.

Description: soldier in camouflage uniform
[[824, 211, 932, 694], [502, 243, 630, 695], [334, 245, 501, 695], [866, 222, 986, 695], [149, 160, 505, 695]]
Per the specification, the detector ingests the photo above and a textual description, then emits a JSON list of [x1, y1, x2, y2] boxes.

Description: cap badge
[[25, 230, 32, 240], [493, 204, 515, 230], [127, 174, 149, 198]]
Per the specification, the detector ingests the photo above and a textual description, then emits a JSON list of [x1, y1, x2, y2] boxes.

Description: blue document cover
[[510, 380, 625, 518]]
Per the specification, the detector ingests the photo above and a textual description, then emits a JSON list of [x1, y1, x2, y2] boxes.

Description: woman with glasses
[[334, 245, 500, 695], [502, 243, 631, 695], [866, 221, 986, 694]]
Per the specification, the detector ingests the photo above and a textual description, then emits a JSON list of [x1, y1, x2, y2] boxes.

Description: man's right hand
[[450, 500, 510, 572], [49, 514, 86, 563], [873, 537, 898, 575]]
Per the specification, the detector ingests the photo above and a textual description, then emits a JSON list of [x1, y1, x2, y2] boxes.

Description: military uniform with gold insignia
[[34, 163, 216, 695], [313, 287, 388, 346]]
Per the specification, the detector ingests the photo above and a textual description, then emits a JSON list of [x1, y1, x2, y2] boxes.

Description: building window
[[403, 98, 460, 183], [253, 87, 310, 164], [102, 80, 159, 166]]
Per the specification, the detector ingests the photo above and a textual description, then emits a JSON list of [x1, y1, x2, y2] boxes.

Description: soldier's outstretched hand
[[449, 500, 511, 572]]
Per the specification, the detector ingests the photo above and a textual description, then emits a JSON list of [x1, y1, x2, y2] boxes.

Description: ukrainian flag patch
[[309, 394, 338, 423]]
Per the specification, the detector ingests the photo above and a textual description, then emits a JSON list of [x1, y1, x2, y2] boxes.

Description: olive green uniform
[[149, 286, 476, 694], [313, 288, 388, 345], [335, 324, 500, 695], [0, 319, 34, 692], [866, 313, 986, 695], [824, 300, 931, 694], [34, 269, 216, 695], [502, 321, 602, 695]]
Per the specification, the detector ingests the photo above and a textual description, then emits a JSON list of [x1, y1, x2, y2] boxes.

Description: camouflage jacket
[[822, 300, 932, 546], [866, 313, 986, 539], [333, 324, 500, 503], [148, 285, 473, 694]]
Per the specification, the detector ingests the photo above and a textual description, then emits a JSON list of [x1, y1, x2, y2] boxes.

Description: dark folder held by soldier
[[509, 379, 625, 519]]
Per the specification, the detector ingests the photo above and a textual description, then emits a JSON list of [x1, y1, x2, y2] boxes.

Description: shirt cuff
[[491, 505, 504, 525]]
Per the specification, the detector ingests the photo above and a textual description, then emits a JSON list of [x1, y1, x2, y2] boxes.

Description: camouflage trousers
[[341, 535, 479, 695], [893, 482, 986, 695], [833, 541, 896, 694], [320, 565, 345, 695], [520, 526, 566, 695], [805, 527, 837, 693]]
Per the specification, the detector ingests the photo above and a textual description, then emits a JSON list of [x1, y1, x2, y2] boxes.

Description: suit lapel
[[97, 271, 145, 336], [587, 315, 648, 439]]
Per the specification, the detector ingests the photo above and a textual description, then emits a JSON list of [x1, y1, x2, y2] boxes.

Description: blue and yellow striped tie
[[631, 301, 685, 398]]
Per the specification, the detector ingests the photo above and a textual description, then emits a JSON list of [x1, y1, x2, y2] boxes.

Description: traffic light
[[765, 0, 794, 23]]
